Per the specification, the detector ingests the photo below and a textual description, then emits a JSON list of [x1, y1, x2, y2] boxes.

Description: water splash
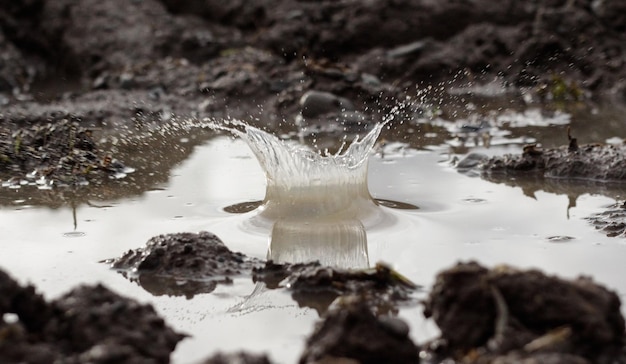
[[208, 119, 387, 228]]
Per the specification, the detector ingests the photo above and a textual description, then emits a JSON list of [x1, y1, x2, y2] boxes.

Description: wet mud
[[3, 0, 626, 205], [253, 261, 419, 315], [108, 231, 263, 299], [456, 135, 626, 238], [0, 268, 184, 364], [300, 297, 419, 364], [3, 0, 626, 363], [103, 231, 626, 363], [480, 142, 626, 182], [422, 262, 625, 364], [0, 119, 131, 187], [586, 201, 626, 238]]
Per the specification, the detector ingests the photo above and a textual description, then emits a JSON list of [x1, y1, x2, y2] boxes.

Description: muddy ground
[[2, 0, 626, 187], [2, 0, 626, 363]]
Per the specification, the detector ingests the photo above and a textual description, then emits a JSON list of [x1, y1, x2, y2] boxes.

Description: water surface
[[1, 104, 625, 363]]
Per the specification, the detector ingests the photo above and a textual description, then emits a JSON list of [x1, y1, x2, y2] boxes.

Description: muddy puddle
[[1, 103, 626, 363]]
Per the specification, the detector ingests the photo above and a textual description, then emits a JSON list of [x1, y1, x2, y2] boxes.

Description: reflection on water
[[269, 217, 369, 269]]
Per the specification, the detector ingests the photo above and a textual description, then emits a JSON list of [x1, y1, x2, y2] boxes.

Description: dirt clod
[[423, 261, 625, 363], [109, 231, 263, 298], [299, 297, 419, 364], [0, 268, 184, 364]]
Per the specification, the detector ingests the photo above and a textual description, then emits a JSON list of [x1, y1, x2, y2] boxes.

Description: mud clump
[[0, 268, 184, 364], [586, 201, 626, 238], [253, 261, 419, 314], [423, 261, 625, 363], [300, 297, 419, 364], [109, 231, 263, 298]]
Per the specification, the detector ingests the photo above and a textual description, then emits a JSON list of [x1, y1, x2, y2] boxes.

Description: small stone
[[299, 90, 355, 118]]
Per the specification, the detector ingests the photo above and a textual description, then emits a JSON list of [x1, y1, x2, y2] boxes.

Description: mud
[[3, 0, 626, 362], [586, 201, 626, 238], [479, 143, 626, 182], [108, 231, 262, 298], [300, 297, 419, 364], [253, 261, 419, 315], [456, 138, 626, 238], [0, 118, 132, 187], [0, 268, 184, 364], [2, 0, 626, 129], [422, 261, 625, 363], [3, 0, 626, 203]]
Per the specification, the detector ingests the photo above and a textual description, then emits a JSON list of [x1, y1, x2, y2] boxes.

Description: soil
[[0, 267, 185, 364], [253, 261, 419, 315], [586, 201, 626, 238], [107, 231, 263, 299], [422, 261, 625, 363], [3, 0, 626, 363], [2, 0, 626, 189], [479, 143, 626, 181], [299, 297, 419, 364]]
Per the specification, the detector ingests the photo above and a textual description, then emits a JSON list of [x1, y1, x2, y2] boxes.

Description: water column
[[212, 120, 387, 268]]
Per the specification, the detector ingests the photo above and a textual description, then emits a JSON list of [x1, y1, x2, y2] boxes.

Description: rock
[[423, 262, 625, 362], [299, 297, 419, 364], [299, 90, 355, 119], [109, 231, 262, 298]]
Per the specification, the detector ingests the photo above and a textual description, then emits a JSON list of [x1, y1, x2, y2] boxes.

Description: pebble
[[299, 90, 354, 118]]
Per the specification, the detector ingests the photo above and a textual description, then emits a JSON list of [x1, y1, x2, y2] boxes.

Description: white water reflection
[[269, 217, 369, 268]]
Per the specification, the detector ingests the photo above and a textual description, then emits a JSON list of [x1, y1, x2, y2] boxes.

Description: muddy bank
[[0, 268, 184, 363], [455, 137, 626, 238]]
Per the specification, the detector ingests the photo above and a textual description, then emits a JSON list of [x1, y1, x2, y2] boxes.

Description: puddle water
[[1, 104, 626, 363]]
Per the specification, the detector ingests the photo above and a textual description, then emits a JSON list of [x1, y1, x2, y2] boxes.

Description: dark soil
[[0, 268, 185, 364], [423, 261, 625, 363], [479, 143, 626, 181], [586, 201, 626, 238], [3, 0, 626, 362], [253, 261, 419, 315], [2, 0, 626, 186], [299, 297, 419, 364], [108, 231, 263, 299]]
